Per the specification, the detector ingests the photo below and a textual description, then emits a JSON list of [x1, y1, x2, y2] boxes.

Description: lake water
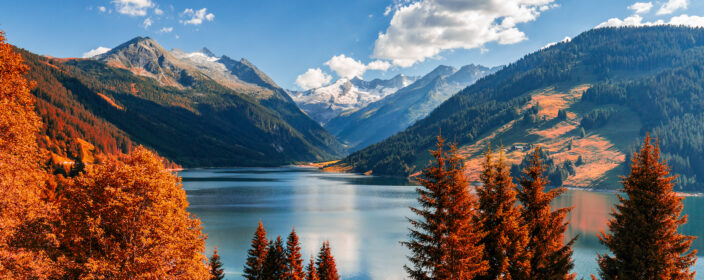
[[182, 167, 704, 279]]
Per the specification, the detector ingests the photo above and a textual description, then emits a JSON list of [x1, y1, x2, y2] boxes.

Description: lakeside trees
[[403, 136, 697, 280], [245, 223, 339, 280]]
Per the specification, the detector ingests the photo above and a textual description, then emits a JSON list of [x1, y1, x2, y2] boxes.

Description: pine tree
[[284, 228, 306, 280], [476, 146, 531, 280], [517, 147, 576, 280], [0, 30, 56, 278], [403, 135, 488, 279], [243, 221, 269, 280], [306, 256, 319, 280], [596, 134, 697, 280], [209, 247, 225, 280], [262, 236, 287, 279], [57, 147, 210, 279], [316, 241, 340, 280]]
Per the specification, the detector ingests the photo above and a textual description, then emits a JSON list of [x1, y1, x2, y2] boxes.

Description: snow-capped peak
[[289, 75, 418, 124]]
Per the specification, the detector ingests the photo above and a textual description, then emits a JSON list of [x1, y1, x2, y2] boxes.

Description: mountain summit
[[289, 74, 418, 124], [326, 64, 500, 151], [29, 36, 345, 166]]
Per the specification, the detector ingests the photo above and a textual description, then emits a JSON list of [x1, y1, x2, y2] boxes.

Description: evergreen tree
[[306, 256, 319, 280], [403, 135, 487, 279], [262, 236, 287, 279], [244, 221, 269, 280], [517, 147, 576, 280], [477, 146, 531, 280], [596, 135, 697, 280], [209, 247, 225, 280], [316, 241, 340, 280], [284, 228, 306, 280]]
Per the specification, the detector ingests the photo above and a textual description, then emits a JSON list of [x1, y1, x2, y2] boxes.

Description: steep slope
[[289, 74, 417, 124], [325, 64, 499, 151], [166, 46, 345, 158], [334, 26, 704, 191], [21, 37, 344, 167]]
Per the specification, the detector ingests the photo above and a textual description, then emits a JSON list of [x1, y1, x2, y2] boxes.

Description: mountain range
[[289, 74, 417, 124], [325, 64, 500, 151], [332, 26, 704, 192], [23, 36, 344, 167]]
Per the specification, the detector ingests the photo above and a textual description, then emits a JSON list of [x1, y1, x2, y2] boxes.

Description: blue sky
[[1, 0, 703, 89]]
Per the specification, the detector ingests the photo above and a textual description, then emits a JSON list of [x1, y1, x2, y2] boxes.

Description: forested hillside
[[19, 38, 345, 167], [335, 26, 704, 191]]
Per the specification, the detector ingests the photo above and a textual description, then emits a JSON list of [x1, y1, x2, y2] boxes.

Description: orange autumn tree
[[285, 228, 306, 280], [476, 146, 531, 280], [403, 135, 487, 279], [316, 241, 340, 280], [517, 147, 576, 280], [56, 147, 210, 279], [306, 256, 319, 280], [244, 221, 268, 279], [596, 135, 697, 280], [0, 31, 56, 278]]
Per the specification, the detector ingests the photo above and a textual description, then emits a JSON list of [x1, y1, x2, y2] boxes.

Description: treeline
[[405, 135, 696, 279], [339, 26, 704, 184], [243, 222, 340, 280]]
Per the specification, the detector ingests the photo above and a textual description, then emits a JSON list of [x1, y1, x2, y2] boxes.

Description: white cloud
[[373, 0, 557, 67], [657, 0, 688, 15], [154, 7, 163, 15], [322, 55, 392, 79], [112, 0, 154, 16], [669, 14, 704, 27], [596, 14, 704, 28], [541, 36, 571, 50], [181, 8, 215, 25], [98, 6, 107, 13], [143, 17, 152, 29], [628, 2, 653, 14], [367, 60, 392, 71], [296, 68, 333, 90], [82, 47, 111, 58], [159, 27, 173, 33], [324, 55, 368, 79]]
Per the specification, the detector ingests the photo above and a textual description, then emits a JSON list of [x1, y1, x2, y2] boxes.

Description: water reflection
[[183, 168, 704, 280]]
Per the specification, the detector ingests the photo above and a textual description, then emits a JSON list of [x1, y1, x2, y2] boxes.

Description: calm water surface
[[182, 167, 704, 279]]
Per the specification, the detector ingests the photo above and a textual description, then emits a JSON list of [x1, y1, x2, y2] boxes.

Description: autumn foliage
[[56, 147, 210, 278], [0, 30, 57, 279], [0, 31, 211, 279], [476, 146, 531, 280], [517, 147, 576, 280], [596, 135, 697, 279]]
